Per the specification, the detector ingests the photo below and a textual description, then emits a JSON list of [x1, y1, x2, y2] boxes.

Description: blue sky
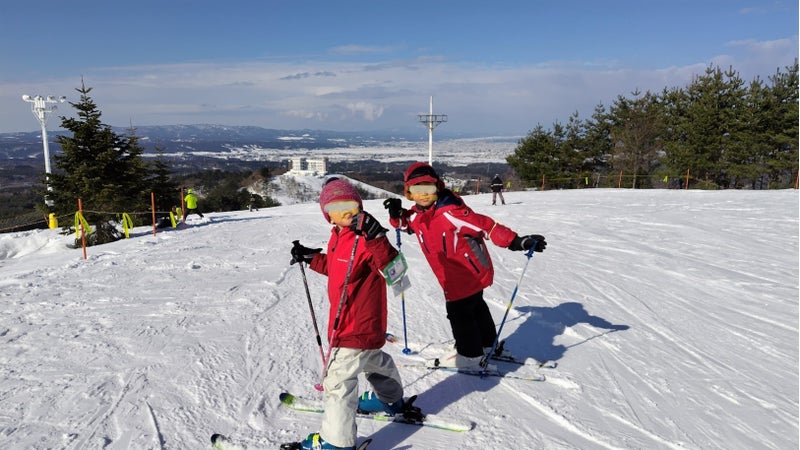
[[1, 0, 797, 135]]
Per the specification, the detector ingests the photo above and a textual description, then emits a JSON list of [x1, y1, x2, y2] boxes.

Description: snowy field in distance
[[182, 136, 522, 166]]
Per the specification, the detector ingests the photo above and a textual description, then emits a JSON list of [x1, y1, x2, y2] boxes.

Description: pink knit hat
[[318, 178, 362, 222]]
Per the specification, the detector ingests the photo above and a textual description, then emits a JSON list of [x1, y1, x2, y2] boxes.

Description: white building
[[288, 157, 328, 176]]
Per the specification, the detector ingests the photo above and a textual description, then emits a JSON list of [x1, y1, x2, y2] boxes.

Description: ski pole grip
[[525, 241, 537, 258], [291, 240, 306, 266]]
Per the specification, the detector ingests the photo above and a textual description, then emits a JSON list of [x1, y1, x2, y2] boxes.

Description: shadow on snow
[[367, 301, 629, 448]]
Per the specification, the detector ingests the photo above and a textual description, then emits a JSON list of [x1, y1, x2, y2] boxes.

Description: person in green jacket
[[183, 189, 205, 221]]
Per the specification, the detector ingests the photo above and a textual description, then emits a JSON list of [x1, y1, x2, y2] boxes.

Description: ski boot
[[357, 391, 405, 415]]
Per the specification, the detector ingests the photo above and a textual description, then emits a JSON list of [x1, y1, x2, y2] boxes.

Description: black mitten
[[509, 234, 547, 252], [290, 240, 322, 265], [383, 198, 403, 219], [351, 211, 388, 240]]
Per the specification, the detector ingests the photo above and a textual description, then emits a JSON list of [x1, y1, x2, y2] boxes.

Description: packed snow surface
[[0, 188, 797, 449]]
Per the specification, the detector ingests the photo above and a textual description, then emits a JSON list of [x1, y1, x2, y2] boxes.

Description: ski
[[210, 433, 372, 450], [279, 438, 372, 450], [407, 363, 547, 382], [485, 339, 558, 369], [279, 392, 473, 433], [484, 352, 558, 369], [385, 332, 557, 369]]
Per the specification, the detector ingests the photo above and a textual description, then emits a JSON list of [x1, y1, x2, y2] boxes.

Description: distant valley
[[0, 124, 519, 187]]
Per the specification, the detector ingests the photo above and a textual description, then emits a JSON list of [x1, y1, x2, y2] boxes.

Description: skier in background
[[248, 194, 258, 212], [183, 189, 204, 221], [383, 162, 547, 369], [290, 178, 407, 450], [491, 174, 506, 205]]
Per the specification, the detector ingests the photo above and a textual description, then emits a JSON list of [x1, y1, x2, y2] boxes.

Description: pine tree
[[559, 111, 588, 188], [609, 90, 665, 188], [734, 77, 772, 188], [506, 124, 560, 189], [582, 103, 614, 186], [661, 86, 693, 184], [47, 80, 151, 245], [690, 66, 745, 187], [763, 60, 799, 188]]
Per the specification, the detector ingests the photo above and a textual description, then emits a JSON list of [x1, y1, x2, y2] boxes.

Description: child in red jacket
[[384, 162, 547, 369], [291, 178, 405, 450]]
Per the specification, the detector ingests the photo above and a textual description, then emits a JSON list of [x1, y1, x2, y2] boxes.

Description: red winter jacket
[[310, 226, 398, 349], [389, 190, 518, 301]]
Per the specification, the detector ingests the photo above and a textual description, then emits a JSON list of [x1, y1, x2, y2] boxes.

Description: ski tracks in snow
[[500, 382, 619, 449]]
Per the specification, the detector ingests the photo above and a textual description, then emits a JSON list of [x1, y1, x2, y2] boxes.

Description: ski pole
[[317, 234, 361, 391], [395, 228, 411, 354], [480, 242, 538, 373], [292, 241, 327, 383]]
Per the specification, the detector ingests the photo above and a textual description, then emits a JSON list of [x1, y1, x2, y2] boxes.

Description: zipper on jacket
[[464, 252, 480, 273], [419, 232, 431, 254], [442, 232, 447, 257]]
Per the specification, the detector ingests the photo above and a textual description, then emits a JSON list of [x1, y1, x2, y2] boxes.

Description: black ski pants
[[446, 290, 497, 358]]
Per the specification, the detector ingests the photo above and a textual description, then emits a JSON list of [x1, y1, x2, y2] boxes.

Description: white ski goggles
[[408, 184, 438, 195], [324, 200, 360, 221], [323, 200, 360, 213]]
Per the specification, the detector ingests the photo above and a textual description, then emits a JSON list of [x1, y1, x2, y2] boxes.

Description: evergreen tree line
[[507, 61, 799, 190], [42, 81, 278, 245]]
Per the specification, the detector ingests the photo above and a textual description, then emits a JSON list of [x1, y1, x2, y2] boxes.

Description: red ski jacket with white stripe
[[390, 190, 518, 301]]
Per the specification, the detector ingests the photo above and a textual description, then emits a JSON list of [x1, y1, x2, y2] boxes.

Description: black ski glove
[[383, 198, 403, 219], [290, 240, 322, 265], [351, 211, 388, 240], [509, 234, 547, 252]]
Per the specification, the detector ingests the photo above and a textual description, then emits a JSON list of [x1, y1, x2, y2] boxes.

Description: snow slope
[[0, 188, 797, 450], [266, 174, 393, 206]]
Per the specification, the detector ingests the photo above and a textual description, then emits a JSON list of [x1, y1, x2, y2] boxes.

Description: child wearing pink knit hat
[[289, 178, 411, 450]]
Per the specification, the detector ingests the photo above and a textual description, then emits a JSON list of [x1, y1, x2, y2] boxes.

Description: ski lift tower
[[22, 94, 65, 206], [417, 96, 447, 166]]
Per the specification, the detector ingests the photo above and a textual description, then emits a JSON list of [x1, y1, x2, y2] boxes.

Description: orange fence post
[[685, 168, 691, 190], [618, 170, 623, 188], [541, 174, 545, 191], [151, 192, 157, 236]]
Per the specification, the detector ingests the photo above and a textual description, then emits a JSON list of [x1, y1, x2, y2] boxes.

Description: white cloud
[[313, 86, 346, 96], [344, 102, 385, 121], [720, 36, 799, 79], [727, 37, 796, 53], [283, 110, 328, 120], [1, 41, 796, 134]]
